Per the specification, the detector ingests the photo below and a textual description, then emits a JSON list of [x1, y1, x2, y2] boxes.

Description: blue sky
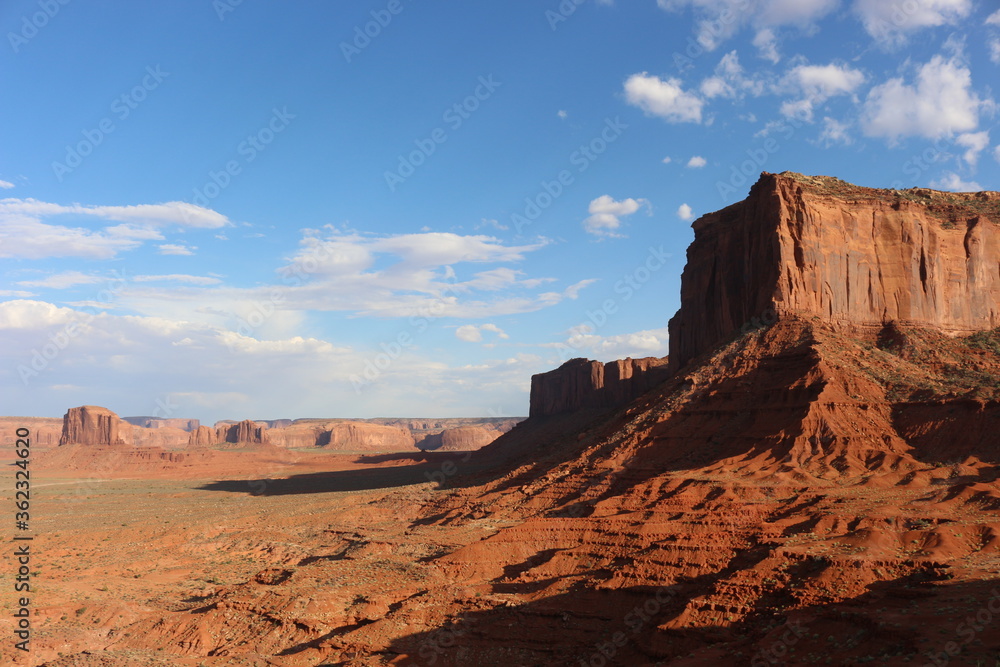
[[1, 0, 998, 424]]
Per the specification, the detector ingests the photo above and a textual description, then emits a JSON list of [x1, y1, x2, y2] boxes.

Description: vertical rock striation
[[668, 172, 1000, 372]]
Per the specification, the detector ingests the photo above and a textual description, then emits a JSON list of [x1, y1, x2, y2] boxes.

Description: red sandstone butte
[[58, 405, 130, 446], [668, 171, 1000, 372], [216, 419, 271, 445]]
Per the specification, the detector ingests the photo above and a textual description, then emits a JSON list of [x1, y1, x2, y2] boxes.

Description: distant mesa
[[417, 426, 498, 452], [55, 406, 521, 453], [319, 422, 415, 451]]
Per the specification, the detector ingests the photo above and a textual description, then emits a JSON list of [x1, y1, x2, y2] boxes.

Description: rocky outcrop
[[416, 426, 500, 451], [122, 417, 200, 431], [668, 172, 1000, 371], [266, 423, 328, 448], [217, 419, 270, 446], [528, 357, 670, 418], [59, 405, 130, 446], [319, 422, 415, 451], [187, 425, 217, 448]]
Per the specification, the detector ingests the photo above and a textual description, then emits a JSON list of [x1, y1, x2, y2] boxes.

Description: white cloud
[[455, 323, 509, 343], [624, 73, 704, 123], [698, 51, 767, 100], [563, 279, 597, 300], [560, 325, 670, 361], [557, 110, 568, 119], [994, 146, 1000, 164], [0, 214, 143, 260], [0, 180, 14, 189], [987, 9, 1000, 26], [455, 324, 483, 342], [117, 230, 572, 324], [133, 274, 223, 285], [818, 116, 852, 145], [753, 28, 780, 63], [687, 156, 707, 168], [931, 172, 981, 191], [677, 203, 695, 220], [0, 198, 230, 259], [861, 55, 986, 142], [158, 244, 195, 256], [17, 271, 105, 289], [989, 39, 1000, 65], [582, 195, 650, 237], [0, 290, 34, 297], [657, 0, 837, 51], [661, 156, 672, 164], [0, 298, 552, 421], [0, 198, 228, 229], [780, 62, 865, 121], [853, 0, 972, 45], [956, 131, 990, 167]]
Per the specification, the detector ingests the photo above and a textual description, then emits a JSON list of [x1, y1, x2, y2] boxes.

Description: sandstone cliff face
[[59, 405, 130, 446], [266, 423, 328, 448], [320, 422, 415, 451], [669, 172, 1000, 371], [416, 426, 500, 451], [528, 357, 670, 418], [217, 419, 270, 446], [187, 425, 216, 448]]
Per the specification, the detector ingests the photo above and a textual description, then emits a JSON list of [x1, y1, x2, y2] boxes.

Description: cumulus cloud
[[559, 325, 670, 360], [455, 323, 509, 343], [818, 116, 852, 145], [853, 0, 972, 45], [956, 131, 990, 167], [677, 203, 695, 220], [990, 39, 1000, 65], [931, 172, 981, 191], [582, 195, 651, 237], [861, 55, 986, 142], [687, 156, 707, 168], [624, 73, 703, 123], [699, 51, 767, 100], [657, 0, 837, 51], [780, 62, 865, 122], [753, 28, 780, 63], [0, 180, 14, 189]]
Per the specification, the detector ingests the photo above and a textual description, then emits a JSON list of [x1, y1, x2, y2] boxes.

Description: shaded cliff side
[[529, 356, 670, 417]]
